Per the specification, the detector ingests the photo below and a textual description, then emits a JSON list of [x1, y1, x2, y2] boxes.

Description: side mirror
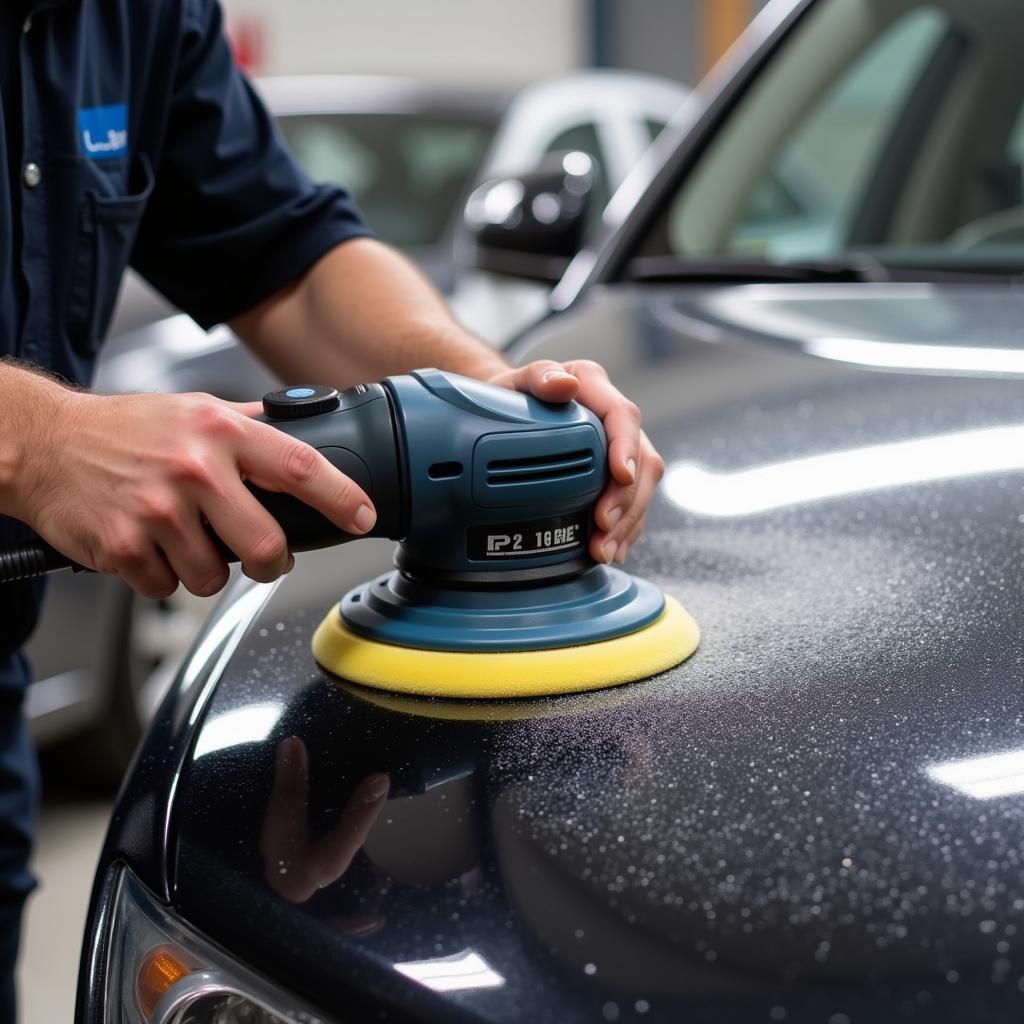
[[463, 151, 598, 283]]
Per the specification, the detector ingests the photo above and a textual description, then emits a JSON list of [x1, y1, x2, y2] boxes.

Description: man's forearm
[[229, 238, 509, 389], [0, 361, 66, 518]]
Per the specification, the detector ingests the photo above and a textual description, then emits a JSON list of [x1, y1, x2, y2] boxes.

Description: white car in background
[[29, 69, 689, 783]]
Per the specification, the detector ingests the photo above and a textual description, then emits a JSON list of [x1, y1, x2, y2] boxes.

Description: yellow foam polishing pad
[[311, 593, 699, 699]]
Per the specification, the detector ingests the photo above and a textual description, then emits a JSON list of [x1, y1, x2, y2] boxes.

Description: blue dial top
[[262, 385, 340, 420]]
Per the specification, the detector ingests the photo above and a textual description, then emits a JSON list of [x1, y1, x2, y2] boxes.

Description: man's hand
[[487, 359, 664, 565], [11, 387, 377, 599]]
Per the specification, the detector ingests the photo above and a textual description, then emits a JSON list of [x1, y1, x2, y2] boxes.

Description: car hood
[[172, 283, 1024, 1023]]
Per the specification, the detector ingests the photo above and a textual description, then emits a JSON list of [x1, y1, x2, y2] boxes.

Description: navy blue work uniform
[[0, 0, 370, 1016]]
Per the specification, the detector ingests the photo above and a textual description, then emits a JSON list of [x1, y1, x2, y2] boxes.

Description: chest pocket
[[66, 152, 154, 355]]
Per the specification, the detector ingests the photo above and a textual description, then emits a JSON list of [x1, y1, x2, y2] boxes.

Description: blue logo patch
[[78, 104, 128, 160]]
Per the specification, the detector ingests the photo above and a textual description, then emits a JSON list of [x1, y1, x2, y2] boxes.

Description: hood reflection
[[808, 336, 1024, 375], [194, 702, 283, 758], [260, 736, 389, 907], [394, 948, 506, 992], [928, 748, 1024, 800], [233, 676, 647, 965], [665, 423, 1024, 516]]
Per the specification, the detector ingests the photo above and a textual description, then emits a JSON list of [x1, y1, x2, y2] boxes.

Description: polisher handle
[[243, 382, 406, 554]]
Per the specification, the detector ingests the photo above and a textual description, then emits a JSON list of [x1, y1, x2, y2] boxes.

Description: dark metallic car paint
[[78, 285, 1024, 1022]]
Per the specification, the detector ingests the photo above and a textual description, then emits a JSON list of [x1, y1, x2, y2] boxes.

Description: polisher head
[[311, 566, 699, 699]]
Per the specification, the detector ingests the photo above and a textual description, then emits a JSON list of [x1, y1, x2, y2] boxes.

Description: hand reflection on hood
[[259, 735, 389, 907]]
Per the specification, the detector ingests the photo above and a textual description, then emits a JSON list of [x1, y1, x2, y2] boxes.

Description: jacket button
[[23, 163, 41, 188]]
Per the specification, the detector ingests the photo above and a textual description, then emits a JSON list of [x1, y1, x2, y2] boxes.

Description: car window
[[636, 0, 1024, 275], [726, 8, 945, 257], [277, 114, 495, 249], [543, 122, 612, 217]]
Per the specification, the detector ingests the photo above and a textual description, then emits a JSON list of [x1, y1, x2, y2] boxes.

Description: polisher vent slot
[[486, 449, 594, 486]]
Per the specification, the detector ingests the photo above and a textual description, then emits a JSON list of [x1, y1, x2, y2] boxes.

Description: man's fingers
[[596, 446, 661, 556], [613, 459, 657, 544], [615, 515, 646, 564], [223, 399, 266, 419], [595, 475, 638, 533], [238, 422, 377, 537], [492, 360, 640, 479], [565, 362, 642, 486], [161, 536, 230, 597], [149, 506, 230, 597], [202, 479, 292, 582], [96, 525, 179, 599], [522, 360, 580, 403], [497, 360, 640, 485], [589, 530, 616, 565], [491, 360, 580, 404], [606, 429, 639, 487], [114, 554, 179, 600], [489, 358, 657, 564]]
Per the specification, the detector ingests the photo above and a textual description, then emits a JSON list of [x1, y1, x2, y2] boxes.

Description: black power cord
[[0, 542, 81, 582]]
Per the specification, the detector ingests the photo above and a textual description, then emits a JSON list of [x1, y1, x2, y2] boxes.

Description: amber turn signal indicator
[[136, 945, 192, 1018]]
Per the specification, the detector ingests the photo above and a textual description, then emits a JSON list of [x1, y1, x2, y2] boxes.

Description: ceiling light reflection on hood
[[664, 424, 1024, 517], [809, 336, 1024, 375], [394, 949, 506, 993], [927, 749, 1024, 799], [194, 702, 282, 758]]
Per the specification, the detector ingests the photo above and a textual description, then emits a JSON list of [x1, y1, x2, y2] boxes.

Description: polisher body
[[277, 370, 699, 697]]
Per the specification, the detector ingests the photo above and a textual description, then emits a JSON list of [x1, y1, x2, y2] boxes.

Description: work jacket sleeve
[[131, 0, 373, 329]]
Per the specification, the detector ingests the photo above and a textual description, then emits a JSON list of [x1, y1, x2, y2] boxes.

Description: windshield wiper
[[626, 253, 892, 284]]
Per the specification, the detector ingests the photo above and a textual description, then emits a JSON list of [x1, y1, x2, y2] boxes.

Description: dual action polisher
[[0, 371, 699, 699]]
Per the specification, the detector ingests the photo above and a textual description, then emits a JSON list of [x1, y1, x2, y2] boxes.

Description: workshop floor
[[18, 789, 111, 1023]]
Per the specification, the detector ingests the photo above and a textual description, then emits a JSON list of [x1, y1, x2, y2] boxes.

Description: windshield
[[639, 0, 1024, 276], [276, 113, 496, 249]]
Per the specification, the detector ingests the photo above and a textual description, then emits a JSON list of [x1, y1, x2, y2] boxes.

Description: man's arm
[[230, 238, 665, 566], [230, 238, 505, 386]]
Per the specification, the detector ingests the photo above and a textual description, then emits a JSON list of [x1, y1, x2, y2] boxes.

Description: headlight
[[103, 866, 332, 1023]]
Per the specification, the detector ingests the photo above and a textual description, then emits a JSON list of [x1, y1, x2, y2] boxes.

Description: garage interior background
[[218, 0, 761, 86], [21, 2, 761, 1022]]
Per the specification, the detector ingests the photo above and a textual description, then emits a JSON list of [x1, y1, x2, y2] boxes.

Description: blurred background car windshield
[[648, 0, 1024, 275]]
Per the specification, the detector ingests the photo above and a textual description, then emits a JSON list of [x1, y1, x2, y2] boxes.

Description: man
[[0, 0, 663, 1015]]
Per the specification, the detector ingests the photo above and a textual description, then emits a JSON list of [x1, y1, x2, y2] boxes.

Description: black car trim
[[76, 863, 120, 1024]]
